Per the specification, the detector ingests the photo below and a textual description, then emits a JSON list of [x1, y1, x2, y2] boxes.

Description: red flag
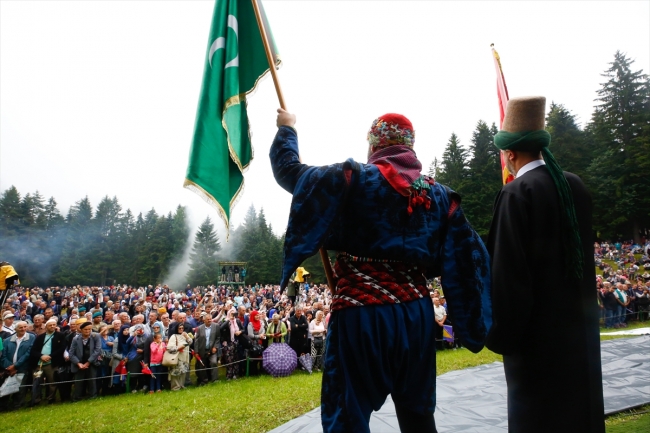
[[191, 349, 205, 366], [116, 359, 127, 376], [492, 46, 514, 185], [140, 361, 155, 378]]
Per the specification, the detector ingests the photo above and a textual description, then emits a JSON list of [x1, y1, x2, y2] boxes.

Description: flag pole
[[251, 0, 336, 294]]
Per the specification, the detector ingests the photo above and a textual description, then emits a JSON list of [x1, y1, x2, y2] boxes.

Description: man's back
[[487, 165, 604, 433]]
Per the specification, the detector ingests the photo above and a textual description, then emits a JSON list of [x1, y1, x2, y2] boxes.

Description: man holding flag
[[271, 109, 492, 433]]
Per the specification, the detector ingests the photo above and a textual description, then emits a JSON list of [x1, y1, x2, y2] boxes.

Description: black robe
[[486, 165, 605, 433]]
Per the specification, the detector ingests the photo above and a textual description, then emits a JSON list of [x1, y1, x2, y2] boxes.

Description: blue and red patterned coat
[[270, 126, 492, 352]]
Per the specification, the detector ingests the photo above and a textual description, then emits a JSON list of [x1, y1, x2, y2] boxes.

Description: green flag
[[185, 0, 280, 233]]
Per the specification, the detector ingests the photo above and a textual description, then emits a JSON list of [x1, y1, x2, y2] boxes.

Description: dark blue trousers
[[321, 298, 437, 433]]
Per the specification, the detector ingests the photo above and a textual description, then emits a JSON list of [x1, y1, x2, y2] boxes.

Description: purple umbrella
[[299, 353, 313, 374], [263, 343, 297, 377]]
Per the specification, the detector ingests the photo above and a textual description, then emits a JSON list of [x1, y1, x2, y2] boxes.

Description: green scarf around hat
[[494, 130, 583, 281]]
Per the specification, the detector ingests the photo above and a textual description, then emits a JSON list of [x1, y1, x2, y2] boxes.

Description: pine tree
[[170, 205, 190, 264], [187, 216, 221, 286], [55, 197, 95, 285], [437, 133, 469, 191], [93, 196, 124, 286], [545, 102, 589, 179], [462, 121, 501, 237], [0, 186, 23, 241], [234, 205, 262, 282], [586, 51, 650, 240], [427, 158, 441, 178]]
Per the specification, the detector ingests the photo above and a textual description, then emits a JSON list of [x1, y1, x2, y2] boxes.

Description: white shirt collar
[[515, 159, 546, 179]]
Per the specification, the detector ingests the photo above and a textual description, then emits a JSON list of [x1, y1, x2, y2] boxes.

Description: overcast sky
[[2, 1, 649, 240]]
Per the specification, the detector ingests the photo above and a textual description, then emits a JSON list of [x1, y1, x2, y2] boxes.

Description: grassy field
[[2, 333, 646, 433]]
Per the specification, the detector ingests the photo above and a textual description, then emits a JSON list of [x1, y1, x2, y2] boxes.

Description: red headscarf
[[249, 310, 261, 332]]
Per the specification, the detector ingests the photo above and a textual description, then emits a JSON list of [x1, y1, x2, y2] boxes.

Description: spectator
[[309, 311, 326, 372], [195, 313, 220, 385], [1, 321, 35, 409], [96, 324, 114, 396], [220, 308, 243, 380], [633, 283, 649, 321], [433, 297, 447, 351], [167, 323, 193, 390], [1, 311, 16, 338], [160, 313, 170, 339], [108, 319, 122, 338], [602, 283, 618, 328], [29, 318, 66, 404], [69, 321, 100, 401], [91, 311, 107, 332], [148, 325, 165, 393], [237, 305, 249, 330], [289, 305, 309, 358], [125, 324, 147, 393], [144, 311, 158, 335], [246, 310, 265, 376], [614, 283, 629, 327], [266, 313, 287, 345]]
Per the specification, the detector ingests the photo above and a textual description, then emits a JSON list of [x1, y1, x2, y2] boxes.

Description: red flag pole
[[251, 0, 336, 294]]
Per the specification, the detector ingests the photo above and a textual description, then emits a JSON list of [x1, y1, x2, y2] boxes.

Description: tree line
[[1, 51, 648, 288], [0, 191, 190, 288], [434, 51, 649, 241]]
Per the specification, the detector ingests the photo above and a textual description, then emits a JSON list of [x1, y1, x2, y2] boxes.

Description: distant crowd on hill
[[594, 240, 650, 328]]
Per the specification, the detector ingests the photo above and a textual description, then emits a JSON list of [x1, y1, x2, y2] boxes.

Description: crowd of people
[[595, 241, 650, 327], [0, 281, 333, 410], [1, 239, 648, 411]]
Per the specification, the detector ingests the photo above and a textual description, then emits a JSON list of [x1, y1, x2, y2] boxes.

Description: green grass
[[600, 320, 649, 340], [437, 347, 502, 374], [606, 405, 650, 433], [1, 372, 323, 433]]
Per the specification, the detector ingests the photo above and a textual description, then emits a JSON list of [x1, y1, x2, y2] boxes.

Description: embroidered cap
[[367, 113, 415, 151]]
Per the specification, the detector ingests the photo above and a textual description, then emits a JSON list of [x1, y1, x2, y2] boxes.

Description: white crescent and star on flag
[[208, 14, 239, 69]]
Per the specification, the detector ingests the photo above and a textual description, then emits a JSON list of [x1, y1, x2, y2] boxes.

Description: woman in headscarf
[[167, 322, 193, 390], [246, 310, 266, 375], [113, 324, 131, 390], [97, 324, 114, 395], [220, 308, 243, 380], [125, 323, 148, 392], [265, 313, 287, 346]]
